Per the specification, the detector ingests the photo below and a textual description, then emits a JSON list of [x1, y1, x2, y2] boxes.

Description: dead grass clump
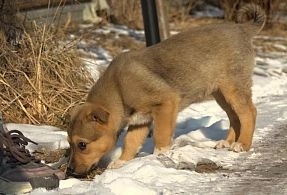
[[107, 0, 143, 29], [0, 22, 93, 127]]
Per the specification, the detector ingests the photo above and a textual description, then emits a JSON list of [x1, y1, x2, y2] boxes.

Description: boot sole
[[0, 175, 59, 194], [0, 181, 32, 194]]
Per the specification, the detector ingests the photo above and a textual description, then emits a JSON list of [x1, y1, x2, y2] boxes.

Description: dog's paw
[[229, 142, 245, 152], [107, 160, 126, 169], [153, 146, 170, 155], [214, 140, 230, 149]]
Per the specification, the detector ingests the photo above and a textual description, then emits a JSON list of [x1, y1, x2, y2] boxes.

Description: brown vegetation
[[106, 0, 286, 34], [0, 22, 93, 126], [107, 0, 143, 29]]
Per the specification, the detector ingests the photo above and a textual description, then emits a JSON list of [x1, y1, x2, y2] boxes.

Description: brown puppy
[[67, 4, 265, 176]]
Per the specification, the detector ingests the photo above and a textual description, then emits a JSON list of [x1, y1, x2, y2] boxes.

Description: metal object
[[140, 0, 161, 47]]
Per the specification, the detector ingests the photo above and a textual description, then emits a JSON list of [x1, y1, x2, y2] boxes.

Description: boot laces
[[0, 129, 39, 165]]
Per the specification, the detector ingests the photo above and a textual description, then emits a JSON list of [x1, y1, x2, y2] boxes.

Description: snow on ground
[[5, 25, 287, 194], [191, 5, 224, 18]]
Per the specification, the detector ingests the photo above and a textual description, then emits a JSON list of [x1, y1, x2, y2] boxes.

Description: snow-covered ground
[[5, 25, 287, 194]]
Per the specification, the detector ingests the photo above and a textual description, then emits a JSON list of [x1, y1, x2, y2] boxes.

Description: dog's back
[[145, 3, 265, 84], [105, 4, 266, 109]]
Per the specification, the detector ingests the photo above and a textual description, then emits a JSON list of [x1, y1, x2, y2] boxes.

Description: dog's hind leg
[[152, 94, 180, 154], [108, 125, 149, 169], [213, 90, 240, 149], [214, 86, 257, 152]]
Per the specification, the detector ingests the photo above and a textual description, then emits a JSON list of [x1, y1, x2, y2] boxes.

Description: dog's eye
[[78, 142, 87, 151]]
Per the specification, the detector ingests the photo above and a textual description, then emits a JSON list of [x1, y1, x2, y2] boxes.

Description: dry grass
[[0, 22, 93, 127], [108, 0, 143, 29]]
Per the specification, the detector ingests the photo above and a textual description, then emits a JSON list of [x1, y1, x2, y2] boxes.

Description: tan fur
[[67, 4, 265, 176]]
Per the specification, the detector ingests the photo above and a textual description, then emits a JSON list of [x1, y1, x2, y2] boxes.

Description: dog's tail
[[237, 3, 266, 35]]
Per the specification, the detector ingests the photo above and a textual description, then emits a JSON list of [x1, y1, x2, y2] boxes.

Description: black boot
[[0, 112, 65, 194]]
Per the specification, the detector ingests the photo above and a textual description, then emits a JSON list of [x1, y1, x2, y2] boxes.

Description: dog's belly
[[177, 83, 217, 110], [128, 112, 153, 126]]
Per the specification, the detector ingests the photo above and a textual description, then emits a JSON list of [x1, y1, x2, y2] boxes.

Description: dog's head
[[66, 103, 117, 177]]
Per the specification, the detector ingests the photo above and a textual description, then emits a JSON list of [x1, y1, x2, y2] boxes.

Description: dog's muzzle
[[65, 162, 99, 178], [65, 164, 87, 178]]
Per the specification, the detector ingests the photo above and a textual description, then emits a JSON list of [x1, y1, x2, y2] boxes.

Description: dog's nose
[[66, 165, 87, 178], [65, 165, 75, 177]]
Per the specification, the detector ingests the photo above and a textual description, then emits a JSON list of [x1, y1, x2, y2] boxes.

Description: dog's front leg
[[108, 125, 149, 169], [152, 97, 179, 154]]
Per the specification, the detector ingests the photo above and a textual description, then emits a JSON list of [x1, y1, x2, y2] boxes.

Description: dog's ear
[[89, 107, 109, 124]]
